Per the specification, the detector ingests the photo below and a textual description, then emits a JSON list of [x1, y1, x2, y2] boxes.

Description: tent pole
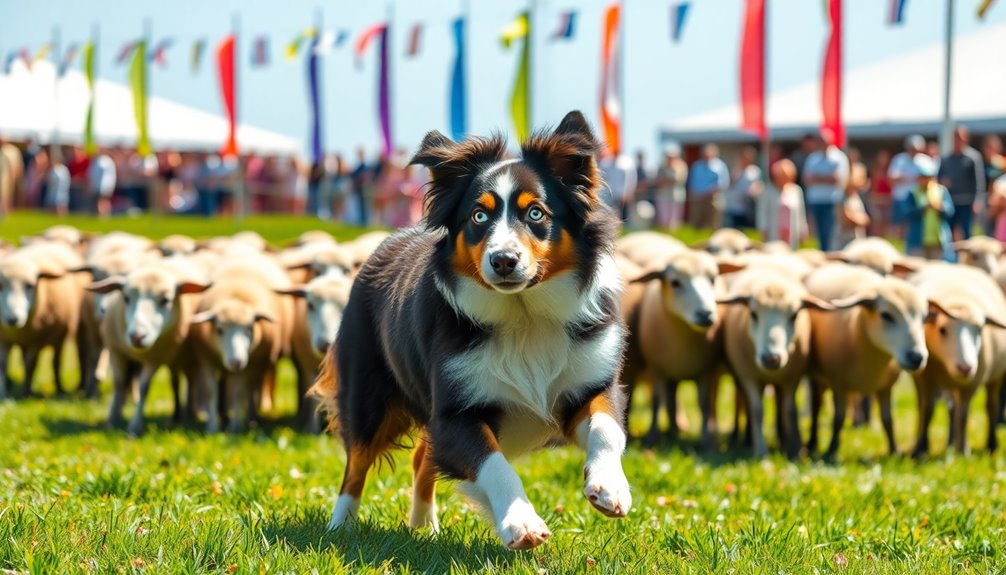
[[233, 12, 245, 223], [939, 0, 954, 155]]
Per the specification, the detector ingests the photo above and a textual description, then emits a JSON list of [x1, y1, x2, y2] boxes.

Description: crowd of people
[[3, 126, 1006, 259], [602, 124, 1006, 260]]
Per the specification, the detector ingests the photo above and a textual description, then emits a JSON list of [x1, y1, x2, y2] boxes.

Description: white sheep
[[804, 263, 930, 459], [0, 242, 87, 398], [615, 231, 686, 269], [85, 232, 154, 260], [274, 274, 353, 433], [188, 255, 294, 433], [293, 230, 338, 247], [697, 228, 755, 257], [828, 237, 916, 277], [909, 263, 1006, 455], [952, 236, 1003, 275], [157, 234, 198, 256], [280, 242, 355, 285], [340, 231, 391, 273], [89, 259, 211, 435]]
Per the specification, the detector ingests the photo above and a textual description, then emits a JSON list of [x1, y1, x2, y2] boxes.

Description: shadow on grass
[[39, 411, 308, 438], [262, 513, 516, 572]]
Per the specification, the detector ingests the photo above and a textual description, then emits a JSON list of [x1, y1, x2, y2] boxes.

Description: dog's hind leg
[[409, 432, 439, 531]]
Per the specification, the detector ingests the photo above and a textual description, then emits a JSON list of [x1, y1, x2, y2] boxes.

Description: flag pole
[[51, 25, 62, 165], [761, 0, 771, 188], [143, 17, 158, 216], [939, 0, 955, 155], [233, 12, 245, 222]]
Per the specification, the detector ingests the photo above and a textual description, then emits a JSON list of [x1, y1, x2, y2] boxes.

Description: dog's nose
[[694, 310, 714, 326], [228, 358, 244, 371], [903, 350, 924, 370], [314, 337, 331, 354], [955, 362, 974, 377], [2, 315, 16, 327], [490, 251, 520, 277], [129, 332, 146, 347], [760, 352, 782, 370]]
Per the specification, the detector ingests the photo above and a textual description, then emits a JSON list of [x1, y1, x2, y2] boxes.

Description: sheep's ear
[[274, 286, 308, 298], [825, 253, 850, 263], [629, 268, 665, 284], [717, 261, 746, 275], [69, 265, 95, 275], [190, 311, 216, 324], [927, 300, 960, 322], [285, 261, 313, 271], [800, 295, 835, 311], [716, 294, 751, 306], [830, 293, 878, 310], [177, 282, 212, 295], [985, 314, 1006, 329], [254, 312, 276, 324], [37, 271, 66, 281], [87, 277, 125, 293], [891, 261, 918, 277]]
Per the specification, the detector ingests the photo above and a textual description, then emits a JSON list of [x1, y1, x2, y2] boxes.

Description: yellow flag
[[501, 13, 530, 141], [35, 43, 52, 61], [129, 41, 152, 156], [285, 27, 317, 61], [978, 0, 995, 19]]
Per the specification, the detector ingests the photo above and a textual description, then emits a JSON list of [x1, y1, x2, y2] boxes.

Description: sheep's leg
[[0, 342, 10, 401], [952, 388, 975, 456], [729, 380, 748, 447], [806, 379, 823, 455], [780, 385, 802, 459], [203, 369, 222, 434], [169, 366, 183, 424], [20, 346, 41, 398], [666, 379, 683, 440], [739, 380, 767, 458], [997, 383, 1006, 427], [51, 342, 67, 396], [851, 394, 872, 428], [946, 390, 959, 449], [912, 376, 936, 458], [228, 375, 249, 434], [105, 352, 131, 428], [877, 388, 897, 456], [986, 382, 1001, 453], [643, 377, 665, 448], [697, 374, 716, 451], [824, 388, 848, 462], [299, 367, 322, 435], [127, 365, 158, 437]]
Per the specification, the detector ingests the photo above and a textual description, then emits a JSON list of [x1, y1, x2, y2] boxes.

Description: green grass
[[1, 212, 1004, 574]]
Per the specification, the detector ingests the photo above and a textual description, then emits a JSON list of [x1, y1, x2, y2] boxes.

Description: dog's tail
[[308, 345, 340, 433]]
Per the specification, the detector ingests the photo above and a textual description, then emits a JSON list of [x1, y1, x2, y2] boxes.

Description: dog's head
[[413, 110, 610, 294]]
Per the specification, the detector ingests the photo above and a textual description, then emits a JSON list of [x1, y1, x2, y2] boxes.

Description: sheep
[[85, 232, 154, 260], [0, 242, 87, 399], [909, 263, 1006, 456], [187, 255, 294, 433], [89, 259, 211, 435], [340, 231, 391, 272], [615, 231, 686, 269], [795, 248, 829, 269], [697, 228, 755, 257], [804, 263, 930, 459], [621, 248, 737, 448], [293, 230, 338, 247], [274, 274, 353, 433], [157, 234, 198, 257], [233, 230, 270, 252], [280, 242, 355, 285], [828, 237, 916, 277], [719, 269, 833, 458], [758, 240, 794, 254], [953, 236, 1003, 275], [37, 225, 88, 249]]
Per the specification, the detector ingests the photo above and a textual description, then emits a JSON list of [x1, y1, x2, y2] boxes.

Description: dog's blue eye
[[472, 209, 489, 224], [528, 207, 544, 222]]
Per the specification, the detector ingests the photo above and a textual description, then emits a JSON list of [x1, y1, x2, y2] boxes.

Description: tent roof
[[0, 60, 301, 155], [660, 21, 1006, 144]]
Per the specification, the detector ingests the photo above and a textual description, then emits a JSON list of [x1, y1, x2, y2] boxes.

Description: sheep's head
[[924, 299, 1006, 382], [699, 228, 754, 258], [953, 237, 1003, 276], [90, 269, 210, 350], [0, 257, 62, 328], [631, 251, 737, 330], [276, 275, 352, 356], [831, 278, 929, 371], [719, 280, 832, 372], [191, 300, 274, 372], [286, 245, 354, 280], [77, 252, 148, 320]]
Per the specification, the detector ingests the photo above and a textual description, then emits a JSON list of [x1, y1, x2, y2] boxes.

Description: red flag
[[739, 0, 765, 139], [406, 23, 422, 57], [216, 35, 238, 158], [355, 24, 386, 68], [599, 3, 621, 156], [821, 0, 844, 148]]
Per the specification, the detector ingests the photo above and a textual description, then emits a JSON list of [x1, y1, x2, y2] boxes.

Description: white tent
[[661, 21, 1006, 143], [0, 60, 302, 155]]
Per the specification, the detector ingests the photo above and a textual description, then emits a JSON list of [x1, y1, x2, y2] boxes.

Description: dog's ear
[[412, 131, 507, 233], [521, 110, 602, 217]]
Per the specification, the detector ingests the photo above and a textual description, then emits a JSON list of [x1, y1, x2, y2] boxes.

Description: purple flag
[[308, 37, 322, 164], [378, 27, 392, 158]]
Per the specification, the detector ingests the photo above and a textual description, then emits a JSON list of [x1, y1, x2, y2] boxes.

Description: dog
[[312, 110, 630, 550]]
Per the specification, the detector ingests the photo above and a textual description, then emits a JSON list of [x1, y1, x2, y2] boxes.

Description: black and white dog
[[313, 110, 630, 549]]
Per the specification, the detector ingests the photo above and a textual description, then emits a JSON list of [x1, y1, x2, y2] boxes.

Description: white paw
[[409, 498, 440, 531], [496, 500, 551, 550], [584, 459, 631, 517], [327, 494, 360, 530]]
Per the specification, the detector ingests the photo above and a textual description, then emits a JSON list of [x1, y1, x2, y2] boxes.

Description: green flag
[[501, 12, 530, 141], [129, 40, 151, 156], [83, 42, 97, 155]]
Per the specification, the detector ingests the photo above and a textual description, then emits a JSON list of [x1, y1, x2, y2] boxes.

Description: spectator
[[938, 125, 986, 240], [758, 158, 807, 248], [327, 153, 348, 222], [869, 149, 892, 236], [47, 159, 71, 217], [837, 166, 870, 247], [157, 150, 182, 213], [88, 148, 117, 218], [66, 146, 90, 212], [350, 147, 373, 226], [802, 131, 848, 251], [888, 135, 925, 239], [686, 143, 729, 229], [790, 133, 817, 184], [634, 149, 652, 206], [307, 161, 326, 218], [651, 143, 688, 230], [988, 175, 1006, 242], [599, 152, 637, 220], [904, 154, 954, 261], [20, 137, 40, 207], [982, 134, 1004, 234], [722, 145, 762, 229]]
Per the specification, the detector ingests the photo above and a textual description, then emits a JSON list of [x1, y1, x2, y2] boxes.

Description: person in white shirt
[[88, 150, 117, 217], [802, 130, 849, 251], [599, 152, 637, 221], [888, 134, 924, 238]]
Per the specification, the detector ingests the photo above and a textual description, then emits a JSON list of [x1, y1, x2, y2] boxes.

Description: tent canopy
[[0, 60, 302, 156], [661, 22, 1006, 145]]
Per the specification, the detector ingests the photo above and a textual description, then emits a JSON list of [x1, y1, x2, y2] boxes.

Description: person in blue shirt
[[902, 154, 955, 261], [686, 144, 729, 229]]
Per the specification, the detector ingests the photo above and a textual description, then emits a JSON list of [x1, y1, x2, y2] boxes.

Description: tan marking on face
[[537, 229, 578, 282], [516, 191, 537, 210], [452, 231, 491, 288], [477, 192, 497, 211]]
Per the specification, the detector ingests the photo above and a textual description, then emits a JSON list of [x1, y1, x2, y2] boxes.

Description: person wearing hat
[[903, 154, 955, 261], [888, 134, 926, 238], [652, 142, 688, 230]]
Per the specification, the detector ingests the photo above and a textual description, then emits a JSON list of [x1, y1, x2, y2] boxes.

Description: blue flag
[[450, 17, 467, 141]]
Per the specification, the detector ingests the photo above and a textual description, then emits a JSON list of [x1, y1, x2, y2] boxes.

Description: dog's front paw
[[497, 500, 551, 550], [584, 460, 631, 517]]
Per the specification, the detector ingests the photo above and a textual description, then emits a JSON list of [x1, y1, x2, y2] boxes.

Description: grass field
[[1, 212, 1004, 574]]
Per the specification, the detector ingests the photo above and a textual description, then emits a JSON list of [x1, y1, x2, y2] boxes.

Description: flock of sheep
[[2, 223, 1005, 459], [0, 225, 387, 435], [617, 228, 1006, 458]]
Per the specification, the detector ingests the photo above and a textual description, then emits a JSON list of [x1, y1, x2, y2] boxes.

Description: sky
[[2, 0, 1005, 161]]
